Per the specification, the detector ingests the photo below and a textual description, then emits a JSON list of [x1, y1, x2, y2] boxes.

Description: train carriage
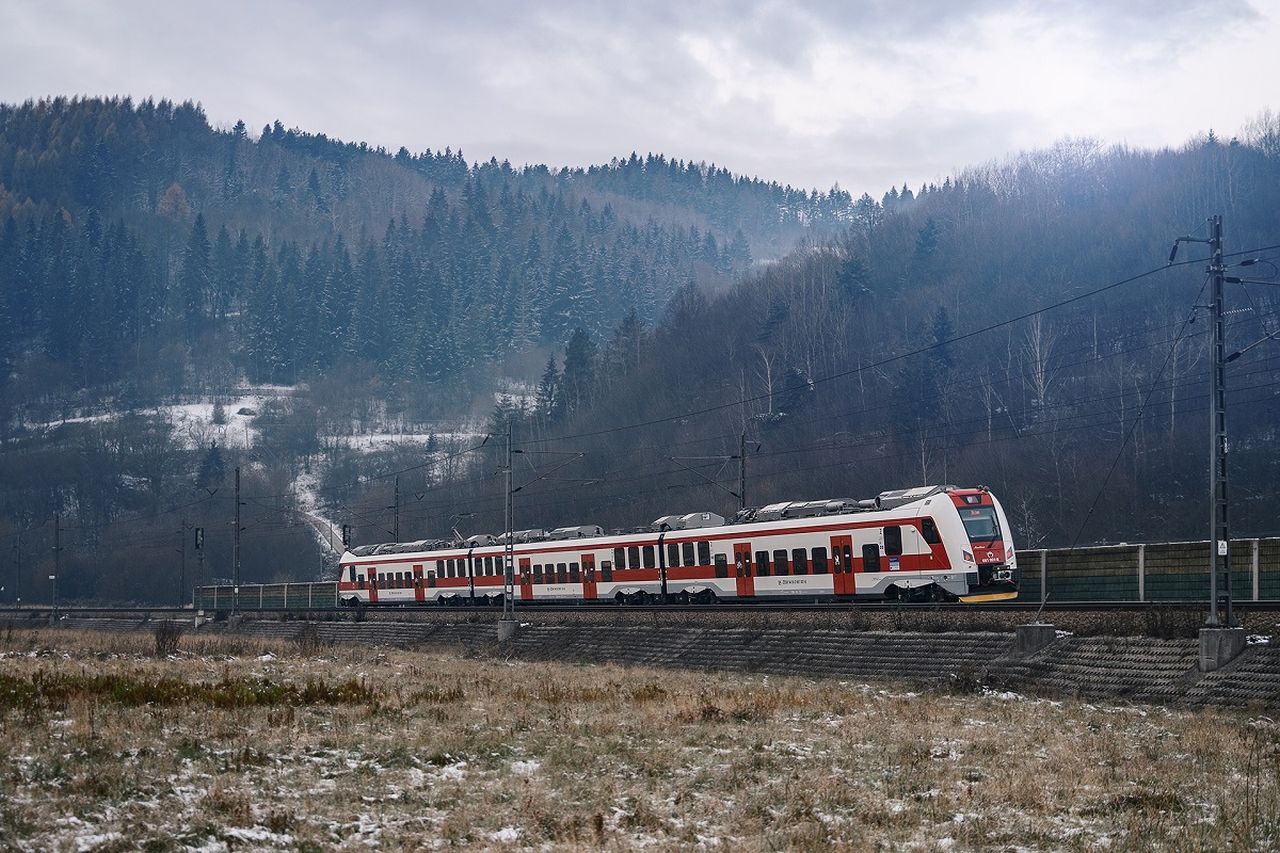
[[336, 485, 1018, 606]]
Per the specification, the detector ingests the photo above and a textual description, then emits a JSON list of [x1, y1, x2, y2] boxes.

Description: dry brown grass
[[1, 625, 1278, 851]]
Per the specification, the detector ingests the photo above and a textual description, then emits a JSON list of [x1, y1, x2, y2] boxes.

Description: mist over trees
[[0, 95, 1278, 603]]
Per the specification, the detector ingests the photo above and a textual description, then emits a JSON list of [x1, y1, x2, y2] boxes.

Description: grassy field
[[1, 626, 1278, 851]]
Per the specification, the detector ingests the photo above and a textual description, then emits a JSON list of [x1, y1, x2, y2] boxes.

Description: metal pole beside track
[[498, 421, 517, 640]]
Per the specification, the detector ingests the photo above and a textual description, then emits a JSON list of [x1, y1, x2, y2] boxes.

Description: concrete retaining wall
[[14, 613, 1276, 709]]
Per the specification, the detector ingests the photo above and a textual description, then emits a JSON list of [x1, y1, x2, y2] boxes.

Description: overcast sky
[[2, 1, 1277, 196]]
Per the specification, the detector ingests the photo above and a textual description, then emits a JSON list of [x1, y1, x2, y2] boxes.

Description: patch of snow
[[491, 827, 521, 843], [1247, 635, 1271, 645], [511, 759, 541, 775], [435, 760, 468, 781], [225, 826, 294, 846], [76, 833, 123, 852]]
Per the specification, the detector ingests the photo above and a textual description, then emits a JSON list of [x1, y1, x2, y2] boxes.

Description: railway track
[[4, 599, 1280, 620]]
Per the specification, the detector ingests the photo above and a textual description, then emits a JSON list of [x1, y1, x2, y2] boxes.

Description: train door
[[733, 542, 755, 597], [582, 553, 597, 600], [368, 568, 379, 604], [467, 549, 476, 603], [413, 564, 425, 603], [831, 535, 855, 596], [657, 533, 668, 600], [518, 557, 533, 601]]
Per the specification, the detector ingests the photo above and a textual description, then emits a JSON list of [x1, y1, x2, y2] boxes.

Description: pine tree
[[179, 213, 211, 341], [560, 327, 597, 418], [195, 442, 226, 490], [534, 355, 560, 428]]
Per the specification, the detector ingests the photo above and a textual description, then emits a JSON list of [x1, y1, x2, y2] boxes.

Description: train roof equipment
[[652, 512, 725, 532], [549, 525, 605, 540]]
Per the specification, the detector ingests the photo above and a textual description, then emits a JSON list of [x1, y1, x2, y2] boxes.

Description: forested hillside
[[2, 95, 1278, 604], [0, 95, 850, 603], [400, 126, 1280, 553], [0, 97, 838, 401]]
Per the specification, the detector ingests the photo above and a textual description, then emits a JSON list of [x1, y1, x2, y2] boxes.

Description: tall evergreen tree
[[179, 213, 211, 341]]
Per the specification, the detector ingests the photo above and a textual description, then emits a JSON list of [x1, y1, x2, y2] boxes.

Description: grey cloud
[[0, 0, 1274, 197]]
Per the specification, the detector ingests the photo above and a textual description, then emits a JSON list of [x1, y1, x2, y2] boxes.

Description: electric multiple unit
[[336, 485, 1018, 606]]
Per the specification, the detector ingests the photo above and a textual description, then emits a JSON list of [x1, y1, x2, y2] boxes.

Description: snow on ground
[[27, 385, 294, 450], [165, 392, 273, 449], [331, 430, 482, 452], [25, 383, 492, 552]]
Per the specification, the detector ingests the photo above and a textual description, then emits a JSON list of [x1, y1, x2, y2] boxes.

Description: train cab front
[[950, 488, 1019, 602]]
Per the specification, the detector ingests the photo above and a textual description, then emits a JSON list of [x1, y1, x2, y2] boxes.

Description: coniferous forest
[[1, 96, 1279, 603]]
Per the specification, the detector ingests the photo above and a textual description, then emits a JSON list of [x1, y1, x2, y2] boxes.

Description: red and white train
[[336, 485, 1019, 606]]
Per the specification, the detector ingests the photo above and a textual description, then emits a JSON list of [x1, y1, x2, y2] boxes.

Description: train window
[[773, 549, 789, 575], [791, 548, 809, 575], [884, 526, 903, 556], [863, 543, 882, 572], [557, 563, 568, 583], [811, 547, 828, 574], [484, 556, 493, 575], [570, 562, 580, 582], [601, 560, 613, 582], [614, 548, 625, 569], [698, 541, 711, 565], [347, 565, 356, 582], [921, 518, 941, 544], [668, 543, 681, 567], [682, 542, 695, 565], [436, 560, 444, 575], [627, 546, 640, 569], [642, 545, 655, 569], [755, 551, 770, 577], [714, 554, 728, 579], [533, 564, 543, 582]]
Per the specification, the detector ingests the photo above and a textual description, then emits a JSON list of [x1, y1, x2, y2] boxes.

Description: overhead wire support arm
[[667, 455, 741, 504]]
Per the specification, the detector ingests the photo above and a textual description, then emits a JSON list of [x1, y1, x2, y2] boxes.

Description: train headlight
[[962, 550, 974, 564]]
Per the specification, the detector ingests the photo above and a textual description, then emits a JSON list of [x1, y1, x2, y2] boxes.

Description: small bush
[[154, 620, 183, 657]]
